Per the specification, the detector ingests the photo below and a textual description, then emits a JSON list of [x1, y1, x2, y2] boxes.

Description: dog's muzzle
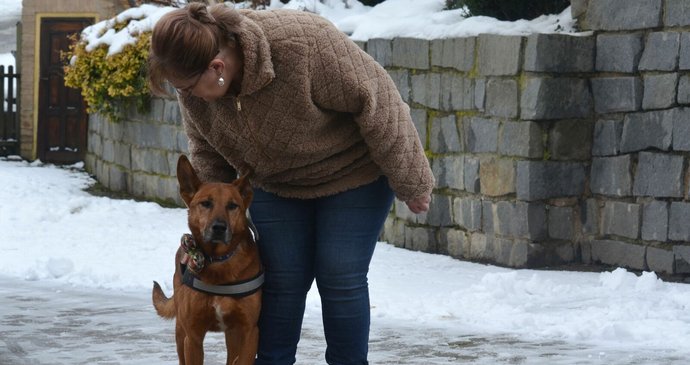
[[204, 219, 232, 244]]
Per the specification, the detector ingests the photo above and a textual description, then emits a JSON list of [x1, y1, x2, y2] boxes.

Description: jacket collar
[[236, 12, 275, 96]]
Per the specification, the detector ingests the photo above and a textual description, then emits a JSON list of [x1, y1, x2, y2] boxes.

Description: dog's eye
[[200, 200, 213, 209], [227, 203, 239, 210]]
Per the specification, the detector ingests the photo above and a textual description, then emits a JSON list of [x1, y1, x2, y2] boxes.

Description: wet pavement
[[0, 276, 686, 364]]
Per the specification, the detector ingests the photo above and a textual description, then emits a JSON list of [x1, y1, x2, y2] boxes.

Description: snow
[[2, 158, 690, 361]]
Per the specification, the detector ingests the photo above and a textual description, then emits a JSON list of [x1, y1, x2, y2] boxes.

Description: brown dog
[[152, 155, 262, 365]]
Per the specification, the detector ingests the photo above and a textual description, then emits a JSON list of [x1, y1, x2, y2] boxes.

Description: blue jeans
[[250, 177, 394, 365]]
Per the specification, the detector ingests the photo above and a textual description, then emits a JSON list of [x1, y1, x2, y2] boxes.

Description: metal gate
[[0, 64, 19, 156]]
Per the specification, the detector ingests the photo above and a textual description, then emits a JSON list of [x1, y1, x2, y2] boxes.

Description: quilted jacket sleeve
[[308, 22, 434, 202], [180, 102, 237, 183]]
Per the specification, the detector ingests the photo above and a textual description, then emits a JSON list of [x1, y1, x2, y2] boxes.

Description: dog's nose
[[212, 220, 227, 234]]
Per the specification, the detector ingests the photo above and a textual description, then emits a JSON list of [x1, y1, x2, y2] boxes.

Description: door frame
[[32, 13, 98, 161]]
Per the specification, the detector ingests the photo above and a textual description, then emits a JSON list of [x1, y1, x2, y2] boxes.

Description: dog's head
[[177, 155, 253, 245]]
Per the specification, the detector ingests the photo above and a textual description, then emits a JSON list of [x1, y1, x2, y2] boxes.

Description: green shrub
[[63, 26, 151, 122], [447, 0, 570, 21]]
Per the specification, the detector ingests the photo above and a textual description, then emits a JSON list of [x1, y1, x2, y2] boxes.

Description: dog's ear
[[177, 155, 202, 207], [232, 173, 253, 208]]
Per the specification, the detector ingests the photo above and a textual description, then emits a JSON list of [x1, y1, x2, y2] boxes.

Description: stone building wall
[[85, 0, 690, 277]]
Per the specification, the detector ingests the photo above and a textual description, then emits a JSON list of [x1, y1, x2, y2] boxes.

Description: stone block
[[642, 200, 668, 242], [596, 33, 644, 73], [440, 74, 474, 111], [465, 117, 498, 153], [642, 73, 678, 110], [669, 202, 690, 241], [620, 110, 673, 153], [492, 201, 547, 241], [590, 240, 647, 271], [646, 247, 674, 274], [432, 156, 463, 190], [639, 32, 680, 71], [108, 164, 128, 192], [678, 75, 690, 104], [405, 226, 436, 253], [453, 197, 482, 232], [590, 155, 632, 197], [478, 34, 522, 76], [482, 201, 494, 234], [499, 121, 543, 158], [87, 133, 102, 157], [633, 152, 684, 198], [102, 139, 115, 163], [521, 78, 593, 120], [548, 206, 574, 241], [474, 78, 486, 111], [674, 245, 690, 274], [516, 161, 587, 201], [524, 34, 595, 72], [665, 0, 690, 26], [602, 201, 641, 239], [441, 228, 467, 259], [570, 0, 587, 18], [430, 115, 461, 153], [387, 69, 410, 103], [113, 141, 131, 169], [479, 158, 515, 197], [464, 156, 480, 193], [592, 119, 622, 156], [485, 79, 518, 118], [672, 108, 690, 151], [431, 37, 476, 71], [591, 77, 643, 113], [367, 38, 392, 67], [410, 109, 427, 148], [681, 33, 690, 70], [131, 149, 170, 175], [581, 198, 600, 235], [549, 120, 593, 161], [584, 0, 662, 31], [427, 194, 453, 227], [392, 38, 429, 69], [411, 73, 441, 109], [468, 233, 493, 261]]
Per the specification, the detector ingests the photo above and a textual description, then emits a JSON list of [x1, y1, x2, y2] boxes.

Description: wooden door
[[37, 18, 93, 164]]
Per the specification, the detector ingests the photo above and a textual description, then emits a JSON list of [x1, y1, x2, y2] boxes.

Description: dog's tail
[[152, 281, 176, 319]]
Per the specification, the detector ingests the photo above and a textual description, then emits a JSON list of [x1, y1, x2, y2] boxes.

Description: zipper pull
[[236, 99, 242, 112]]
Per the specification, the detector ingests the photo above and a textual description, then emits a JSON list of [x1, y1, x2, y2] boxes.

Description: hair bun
[[187, 2, 216, 25]]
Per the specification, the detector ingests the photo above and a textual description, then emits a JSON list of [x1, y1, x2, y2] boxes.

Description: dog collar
[[181, 264, 264, 297]]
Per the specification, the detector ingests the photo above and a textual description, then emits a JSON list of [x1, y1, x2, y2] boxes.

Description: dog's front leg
[[183, 332, 205, 365], [225, 324, 259, 365]]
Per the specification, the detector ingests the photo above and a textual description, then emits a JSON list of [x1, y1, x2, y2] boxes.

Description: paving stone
[[646, 246, 675, 274], [391, 38, 429, 69], [485, 79, 518, 118], [479, 158, 515, 197], [432, 156, 463, 190], [548, 206, 574, 241], [411, 73, 441, 109], [427, 194, 453, 227], [672, 108, 690, 151], [492, 201, 547, 241], [464, 156, 480, 193], [669, 202, 690, 241], [440, 228, 467, 258], [440, 74, 474, 111], [430, 115, 461, 153], [453, 197, 482, 232], [665, 0, 690, 26], [549, 120, 593, 161], [465, 117, 499, 153], [367, 38, 392, 66], [478, 34, 522, 76]]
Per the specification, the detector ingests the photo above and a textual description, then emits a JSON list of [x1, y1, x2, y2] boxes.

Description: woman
[[149, 3, 434, 364]]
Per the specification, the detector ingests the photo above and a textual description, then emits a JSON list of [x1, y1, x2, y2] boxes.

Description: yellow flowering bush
[[63, 26, 151, 122]]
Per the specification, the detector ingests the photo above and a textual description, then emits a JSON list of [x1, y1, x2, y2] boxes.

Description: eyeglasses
[[173, 72, 203, 96]]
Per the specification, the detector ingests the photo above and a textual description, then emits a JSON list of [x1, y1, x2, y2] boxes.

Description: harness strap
[[181, 263, 264, 298]]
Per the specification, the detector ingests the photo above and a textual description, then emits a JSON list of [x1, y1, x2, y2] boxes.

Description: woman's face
[[170, 47, 243, 102]]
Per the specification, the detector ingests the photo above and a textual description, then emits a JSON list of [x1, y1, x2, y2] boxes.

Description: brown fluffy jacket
[[179, 8, 434, 202]]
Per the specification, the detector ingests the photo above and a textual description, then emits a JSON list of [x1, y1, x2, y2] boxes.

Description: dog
[[153, 155, 262, 365]]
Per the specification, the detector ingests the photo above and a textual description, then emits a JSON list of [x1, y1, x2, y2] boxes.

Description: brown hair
[[148, 3, 242, 96]]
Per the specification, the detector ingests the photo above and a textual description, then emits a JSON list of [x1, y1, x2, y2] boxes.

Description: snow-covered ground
[[2, 158, 690, 363]]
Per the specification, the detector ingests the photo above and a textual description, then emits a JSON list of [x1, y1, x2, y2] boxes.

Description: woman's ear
[[209, 59, 224, 75]]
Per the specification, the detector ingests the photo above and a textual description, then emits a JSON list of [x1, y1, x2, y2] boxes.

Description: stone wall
[[85, 0, 690, 277]]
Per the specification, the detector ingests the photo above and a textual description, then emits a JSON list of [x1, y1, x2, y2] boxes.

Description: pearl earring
[[217, 76, 225, 87]]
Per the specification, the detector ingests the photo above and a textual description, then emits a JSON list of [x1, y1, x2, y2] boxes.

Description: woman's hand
[[405, 195, 431, 214]]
